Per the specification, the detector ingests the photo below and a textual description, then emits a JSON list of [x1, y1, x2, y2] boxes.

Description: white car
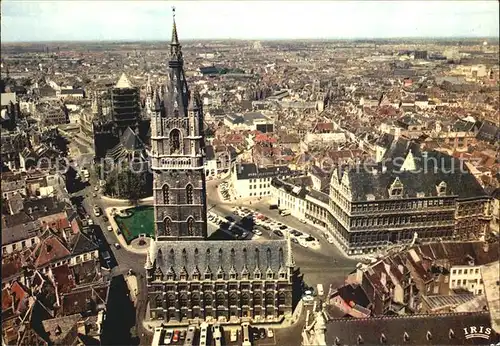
[[87, 219, 94, 226], [252, 229, 262, 236], [267, 328, 274, 338], [298, 239, 309, 248], [107, 226, 113, 232]]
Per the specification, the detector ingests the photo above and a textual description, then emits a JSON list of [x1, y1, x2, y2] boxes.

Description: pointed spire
[[171, 6, 179, 45], [146, 74, 152, 96]]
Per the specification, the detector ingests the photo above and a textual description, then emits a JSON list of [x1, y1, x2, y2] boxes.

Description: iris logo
[[463, 326, 492, 340]]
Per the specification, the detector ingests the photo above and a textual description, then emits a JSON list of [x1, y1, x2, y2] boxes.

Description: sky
[[1, 1, 499, 42]]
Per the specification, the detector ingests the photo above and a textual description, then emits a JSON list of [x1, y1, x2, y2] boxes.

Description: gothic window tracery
[[170, 129, 181, 153], [187, 217, 194, 236], [162, 185, 170, 204], [186, 184, 193, 204], [164, 218, 172, 236]]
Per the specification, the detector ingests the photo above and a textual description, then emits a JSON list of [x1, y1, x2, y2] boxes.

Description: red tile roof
[[10, 281, 28, 312], [33, 235, 71, 268], [51, 264, 76, 294], [2, 288, 13, 311]]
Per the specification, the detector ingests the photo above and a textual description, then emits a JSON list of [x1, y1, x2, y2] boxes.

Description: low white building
[[230, 163, 300, 199], [449, 243, 498, 295], [224, 112, 274, 132]]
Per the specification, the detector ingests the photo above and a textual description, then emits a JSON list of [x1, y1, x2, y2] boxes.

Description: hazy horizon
[[1, 1, 499, 43]]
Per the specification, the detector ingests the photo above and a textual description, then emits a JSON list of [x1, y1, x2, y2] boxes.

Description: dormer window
[[254, 272, 261, 279], [267, 272, 274, 280], [217, 273, 224, 280], [167, 274, 174, 281], [380, 333, 387, 344], [204, 273, 211, 280], [448, 329, 455, 339], [388, 177, 404, 199], [437, 181, 447, 196], [230, 273, 237, 280]]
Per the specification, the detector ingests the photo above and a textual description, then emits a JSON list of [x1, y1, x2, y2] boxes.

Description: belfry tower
[[148, 8, 207, 241]]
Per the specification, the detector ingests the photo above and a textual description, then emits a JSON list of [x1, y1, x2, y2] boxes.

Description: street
[[205, 180, 358, 291], [65, 135, 357, 345]]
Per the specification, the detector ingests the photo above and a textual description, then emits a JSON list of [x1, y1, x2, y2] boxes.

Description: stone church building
[[144, 10, 294, 324]]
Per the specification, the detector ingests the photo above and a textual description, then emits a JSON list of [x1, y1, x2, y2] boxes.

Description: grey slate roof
[[476, 120, 499, 144], [150, 239, 291, 277], [325, 311, 499, 345], [346, 150, 487, 201], [236, 163, 299, 180], [1, 220, 41, 246], [70, 232, 98, 256]]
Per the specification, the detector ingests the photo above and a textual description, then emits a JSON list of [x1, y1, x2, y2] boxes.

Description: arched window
[[170, 129, 181, 153], [186, 184, 193, 204], [187, 218, 194, 236], [162, 185, 169, 204], [164, 218, 172, 236], [155, 295, 163, 309]]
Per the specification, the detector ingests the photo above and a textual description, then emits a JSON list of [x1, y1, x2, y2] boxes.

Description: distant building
[[414, 50, 428, 60], [272, 137, 491, 255], [92, 73, 150, 159], [224, 112, 274, 132], [231, 163, 300, 199]]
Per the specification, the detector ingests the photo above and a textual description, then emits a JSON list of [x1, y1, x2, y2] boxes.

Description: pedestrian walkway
[[126, 275, 139, 305]]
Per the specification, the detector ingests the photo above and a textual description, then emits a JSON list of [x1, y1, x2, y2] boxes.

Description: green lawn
[[114, 206, 155, 244]]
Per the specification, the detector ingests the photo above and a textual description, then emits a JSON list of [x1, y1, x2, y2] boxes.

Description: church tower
[[149, 8, 208, 241]]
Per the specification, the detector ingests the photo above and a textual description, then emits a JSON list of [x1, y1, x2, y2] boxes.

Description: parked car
[[273, 230, 284, 237], [172, 330, 180, 343], [252, 229, 262, 236], [107, 226, 113, 232], [267, 328, 274, 338], [114, 243, 121, 249], [164, 331, 173, 345], [259, 328, 266, 339]]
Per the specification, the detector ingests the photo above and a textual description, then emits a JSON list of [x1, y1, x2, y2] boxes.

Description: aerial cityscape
[[1, 1, 499, 346]]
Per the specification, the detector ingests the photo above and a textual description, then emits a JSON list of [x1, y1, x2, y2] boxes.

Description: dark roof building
[[324, 312, 499, 345]]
